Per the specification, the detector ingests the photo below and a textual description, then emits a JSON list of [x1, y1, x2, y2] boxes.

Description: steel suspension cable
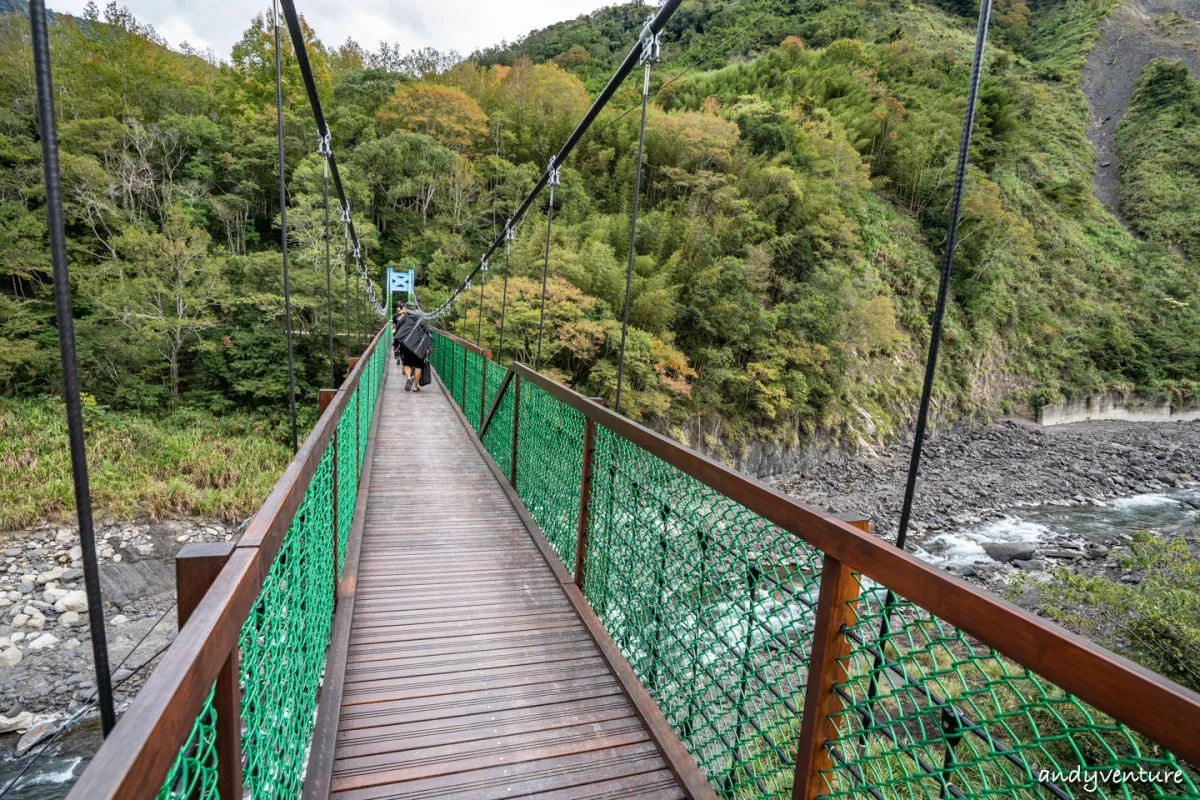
[[459, 276, 472, 340], [321, 137, 335, 388], [278, 0, 386, 322], [534, 162, 559, 370], [27, 0, 115, 738], [419, 0, 684, 325], [343, 222, 351, 361], [496, 222, 514, 362], [594, 0, 791, 139], [865, 0, 994, 711], [475, 257, 487, 347], [615, 30, 660, 414], [356, 251, 363, 354], [273, 0, 298, 453]]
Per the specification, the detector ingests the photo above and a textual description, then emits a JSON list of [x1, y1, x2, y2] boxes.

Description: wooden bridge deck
[[310, 357, 687, 800]]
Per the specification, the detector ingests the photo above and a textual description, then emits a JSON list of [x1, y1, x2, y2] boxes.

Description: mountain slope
[[450, 0, 1200, 449]]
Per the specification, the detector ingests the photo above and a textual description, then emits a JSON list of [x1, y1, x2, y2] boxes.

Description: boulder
[[27, 633, 58, 651], [0, 711, 32, 733], [1012, 559, 1046, 572], [35, 568, 64, 585], [54, 590, 88, 613], [1, 646, 22, 667], [981, 541, 1038, 563], [15, 720, 56, 756]]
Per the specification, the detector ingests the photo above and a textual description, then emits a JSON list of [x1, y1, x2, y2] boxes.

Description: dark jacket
[[393, 313, 418, 346], [400, 319, 433, 360]]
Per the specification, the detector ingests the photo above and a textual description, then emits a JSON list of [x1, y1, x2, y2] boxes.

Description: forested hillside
[[1, 0, 1198, 467]]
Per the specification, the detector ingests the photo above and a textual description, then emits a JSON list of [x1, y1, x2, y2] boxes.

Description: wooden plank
[[332, 722, 652, 792], [339, 660, 615, 707], [302, 347, 388, 800], [335, 693, 634, 750], [337, 676, 625, 731], [330, 742, 671, 800], [437, 367, 714, 800]]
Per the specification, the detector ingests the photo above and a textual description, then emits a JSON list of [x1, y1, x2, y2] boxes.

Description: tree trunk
[[169, 346, 180, 408]]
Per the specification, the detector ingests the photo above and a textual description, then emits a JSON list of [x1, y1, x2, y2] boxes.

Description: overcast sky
[[52, 0, 622, 60]]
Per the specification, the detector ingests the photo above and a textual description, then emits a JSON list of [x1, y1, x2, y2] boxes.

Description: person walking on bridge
[[394, 306, 432, 393], [393, 306, 416, 366]]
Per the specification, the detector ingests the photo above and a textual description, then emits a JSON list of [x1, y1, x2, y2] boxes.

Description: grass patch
[[1116, 58, 1200, 262], [0, 396, 291, 531], [1034, 530, 1200, 694]]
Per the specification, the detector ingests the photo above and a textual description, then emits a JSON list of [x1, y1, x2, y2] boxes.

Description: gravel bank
[[0, 519, 237, 752]]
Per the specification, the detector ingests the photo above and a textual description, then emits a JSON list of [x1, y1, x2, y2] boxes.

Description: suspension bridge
[[11, 0, 1200, 797]]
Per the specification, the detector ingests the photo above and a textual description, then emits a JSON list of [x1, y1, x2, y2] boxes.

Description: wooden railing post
[[176, 543, 243, 800], [510, 374, 521, 488], [573, 416, 596, 586], [792, 552, 862, 800], [318, 388, 336, 417]]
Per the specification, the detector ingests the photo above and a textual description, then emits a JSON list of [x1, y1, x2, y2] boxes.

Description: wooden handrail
[[68, 324, 391, 800], [504, 361, 1200, 764], [432, 326, 491, 357]]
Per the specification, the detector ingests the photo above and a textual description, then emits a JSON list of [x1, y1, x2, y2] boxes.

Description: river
[[914, 488, 1200, 571]]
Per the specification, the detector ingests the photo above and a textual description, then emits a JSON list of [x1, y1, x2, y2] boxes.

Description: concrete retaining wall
[[1038, 392, 1200, 426]]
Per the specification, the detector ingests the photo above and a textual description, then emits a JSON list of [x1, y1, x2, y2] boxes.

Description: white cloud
[[49, 0, 626, 61]]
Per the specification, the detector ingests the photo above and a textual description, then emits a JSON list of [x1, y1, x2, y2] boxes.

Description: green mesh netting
[[336, 385, 359, 576], [480, 358, 512, 476], [819, 576, 1199, 800], [463, 349, 484, 432], [156, 331, 387, 799], [239, 440, 336, 798], [155, 685, 218, 800], [443, 336, 461, 402], [586, 425, 824, 797], [512, 379, 585, 568], [482, 356, 504, 417], [357, 372, 370, 470]]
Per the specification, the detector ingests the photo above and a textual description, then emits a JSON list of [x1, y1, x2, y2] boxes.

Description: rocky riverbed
[[773, 416, 1200, 588], [0, 519, 236, 762]]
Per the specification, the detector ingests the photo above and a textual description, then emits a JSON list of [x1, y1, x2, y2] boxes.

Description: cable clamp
[[639, 17, 661, 64], [504, 218, 516, 242], [341, 202, 351, 224], [352, 242, 361, 260], [547, 157, 561, 188], [317, 131, 332, 158], [464, 278, 472, 291]]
